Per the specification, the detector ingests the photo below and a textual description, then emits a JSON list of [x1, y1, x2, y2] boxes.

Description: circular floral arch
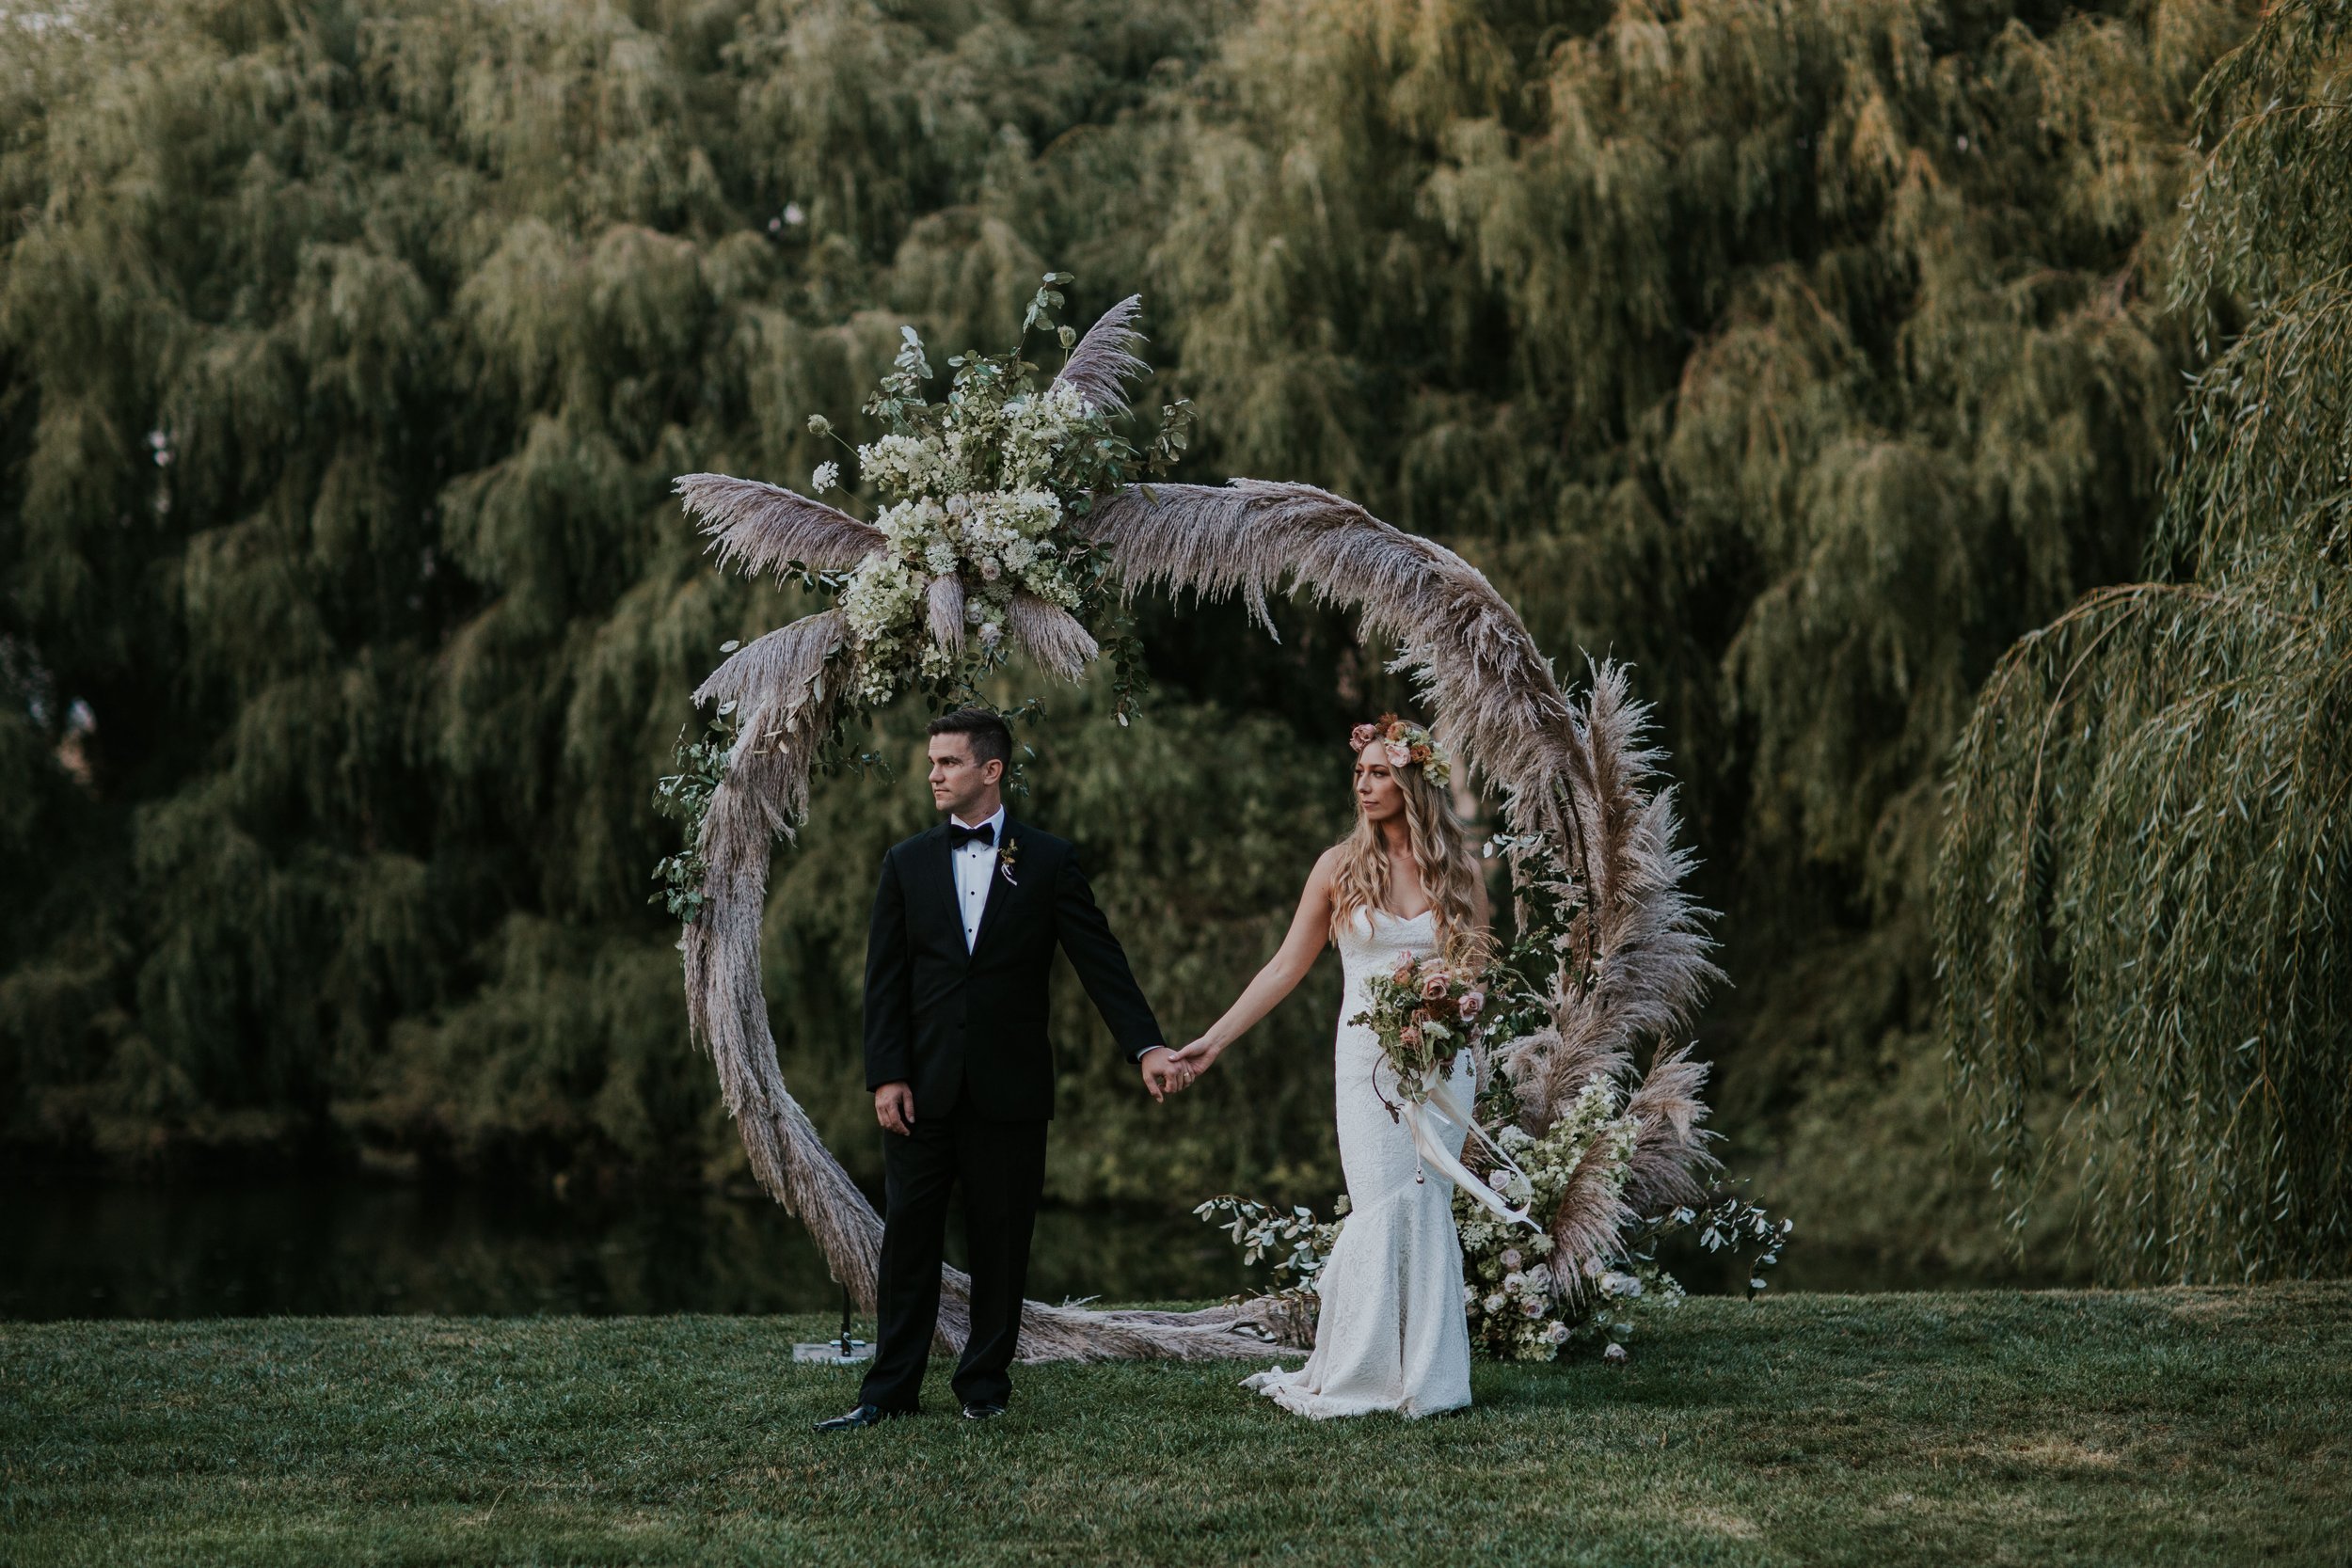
[[673, 292, 1724, 1361]]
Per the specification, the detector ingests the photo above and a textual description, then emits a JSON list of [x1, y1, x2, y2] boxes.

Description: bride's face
[[1354, 743, 1406, 825]]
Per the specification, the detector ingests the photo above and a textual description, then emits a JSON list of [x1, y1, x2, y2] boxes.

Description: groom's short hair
[[929, 707, 1012, 768]]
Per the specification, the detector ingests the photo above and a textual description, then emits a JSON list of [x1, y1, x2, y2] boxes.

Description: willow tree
[[0, 0, 2273, 1283], [1938, 0, 2352, 1281], [0, 0, 1250, 1180], [1143, 0, 2246, 1263]]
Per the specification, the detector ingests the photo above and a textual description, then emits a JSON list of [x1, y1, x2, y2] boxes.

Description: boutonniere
[[997, 832, 1021, 887]]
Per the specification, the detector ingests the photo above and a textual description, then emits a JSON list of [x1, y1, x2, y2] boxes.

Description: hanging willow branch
[[1935, 0, 2352, 1284]]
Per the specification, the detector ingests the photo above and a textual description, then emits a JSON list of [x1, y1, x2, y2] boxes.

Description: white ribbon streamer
[[1399, 1063, 1540, 1231]]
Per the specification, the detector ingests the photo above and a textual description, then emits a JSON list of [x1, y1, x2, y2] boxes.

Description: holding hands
[[1138, 1036, 1226, 1101], [1170, 1036, 1225, 1077], [1139, 1046, 1199, 1102]]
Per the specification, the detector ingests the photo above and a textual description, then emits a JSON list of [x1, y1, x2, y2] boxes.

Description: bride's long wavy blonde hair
[[1328, 730, 1490, 970]]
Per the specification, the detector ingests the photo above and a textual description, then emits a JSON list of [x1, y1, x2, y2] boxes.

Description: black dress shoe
[[961, 1402, 1008, 1421], [813, 1403, 905, 1433]]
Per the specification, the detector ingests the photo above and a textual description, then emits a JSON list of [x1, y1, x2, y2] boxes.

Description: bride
[[1174, 714, 1492, 1418]]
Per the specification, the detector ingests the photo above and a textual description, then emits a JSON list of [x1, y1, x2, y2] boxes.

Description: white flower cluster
[[999, 381, 1091, 489], [1455, 1073, 1673, 1361], [953, 488, 1076, 604], [1463, 1246, 1569, 1357], [839, 540, 937, 705], [831, 341, 1100, 702], [856, 433, 952, 497]]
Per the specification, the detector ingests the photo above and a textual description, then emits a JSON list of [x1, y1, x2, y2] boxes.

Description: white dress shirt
[[948, 803, 1006, 953]]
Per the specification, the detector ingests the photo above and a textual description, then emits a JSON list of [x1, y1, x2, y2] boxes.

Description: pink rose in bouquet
[[1458, 990, 1485, 1021], [1420, 970, 1452, 1002]]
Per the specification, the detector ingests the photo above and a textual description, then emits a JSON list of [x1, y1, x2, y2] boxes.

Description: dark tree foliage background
[[1940, 0, 2351, 1283], [0, 0, 2267, 1280]]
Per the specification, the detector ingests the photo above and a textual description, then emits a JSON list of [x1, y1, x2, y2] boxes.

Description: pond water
[[0, 1171, 2015, 1321], [0, 1173, 1269, 1322]]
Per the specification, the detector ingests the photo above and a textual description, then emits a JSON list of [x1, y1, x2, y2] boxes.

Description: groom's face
[[928, 734, 1005, 820]]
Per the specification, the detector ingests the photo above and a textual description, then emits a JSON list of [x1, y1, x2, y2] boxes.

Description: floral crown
[[1349, 714, 1454, 787]]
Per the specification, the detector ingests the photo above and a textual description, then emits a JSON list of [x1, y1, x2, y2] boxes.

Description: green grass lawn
[[4, 1285, 2347, 1566]]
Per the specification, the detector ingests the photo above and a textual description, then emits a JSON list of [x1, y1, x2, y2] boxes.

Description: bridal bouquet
[[1351, 953, 1540, 1232], [1350, 952, 1487, 1109]]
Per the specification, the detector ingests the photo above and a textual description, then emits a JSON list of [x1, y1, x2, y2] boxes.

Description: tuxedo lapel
[[920, 822, 961, 947]]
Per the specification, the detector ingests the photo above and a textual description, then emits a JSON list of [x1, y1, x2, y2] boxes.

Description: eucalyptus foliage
[[1938, 0, 2351, 1282]]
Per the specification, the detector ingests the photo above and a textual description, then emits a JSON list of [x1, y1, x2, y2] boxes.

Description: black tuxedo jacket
[[863, 816, 1165, 1122]]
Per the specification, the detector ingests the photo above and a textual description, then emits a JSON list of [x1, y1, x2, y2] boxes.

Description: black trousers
[[858, 1088, 1048, 1412]]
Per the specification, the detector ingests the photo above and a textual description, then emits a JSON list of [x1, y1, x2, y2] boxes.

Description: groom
[[815, 707, 1191, 1431]]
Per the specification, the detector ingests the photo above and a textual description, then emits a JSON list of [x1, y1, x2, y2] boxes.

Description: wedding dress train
[[1243, 906, 1474, 1418]]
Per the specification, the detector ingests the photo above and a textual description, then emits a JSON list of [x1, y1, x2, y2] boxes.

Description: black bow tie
[[947, 821, 995, 848]]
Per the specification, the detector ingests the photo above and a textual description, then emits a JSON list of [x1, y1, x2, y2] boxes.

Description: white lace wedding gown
[[1242, 906, 1474, 1418]]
